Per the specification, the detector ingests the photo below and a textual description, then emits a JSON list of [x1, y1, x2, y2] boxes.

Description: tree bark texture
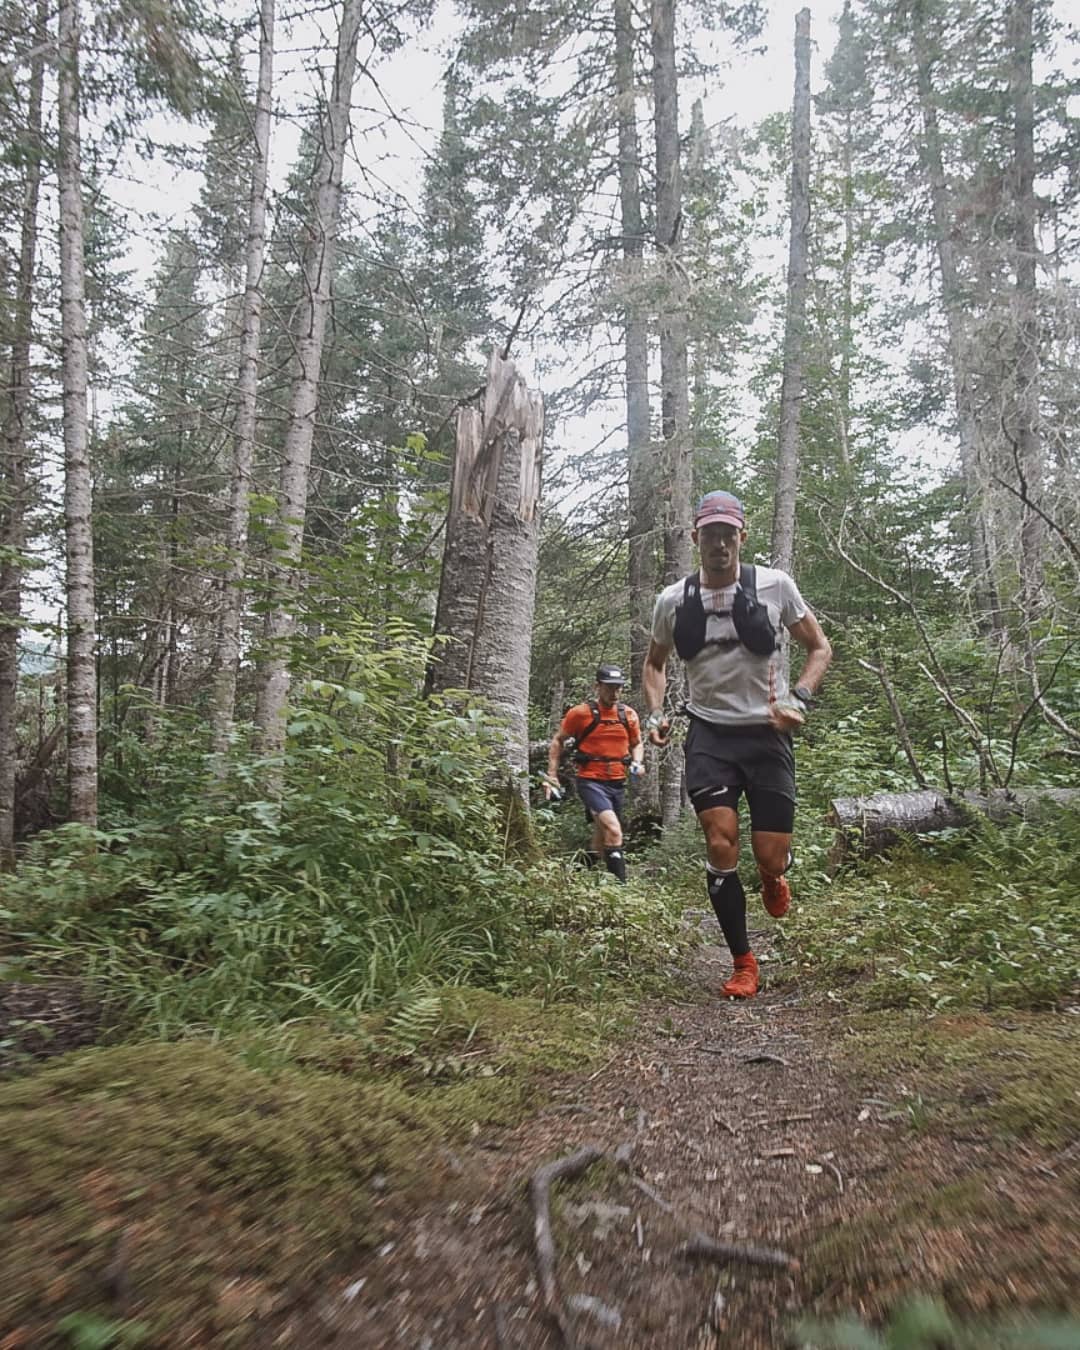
[[58, 0, 97, 828], [651, 0, 691, 588], [652, 0, 690, 829], [210, 0, 275, 762], [428, 349, 544, 786], [771, 7, 810, 575], [0, 0, 46, 864], [911, 2, 1005, 638], [1009, 0, 1044, 617], [830, 787, 1080, 863], [253, 0, 364, 756], [616, 0, 660, 817]]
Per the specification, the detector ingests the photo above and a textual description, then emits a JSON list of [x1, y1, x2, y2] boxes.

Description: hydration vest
[[672, 565, 778, 661], [572, 700, 632, 766]]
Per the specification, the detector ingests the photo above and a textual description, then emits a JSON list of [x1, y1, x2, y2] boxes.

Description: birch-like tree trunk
[[427, 349, 544, 788], [58, 0, 97, 827], [910, 2, 1005, 637], [0, 0, 46, 865], [771, 7, 810, 574], [253, 0, 364, 756], [652, 0, 691, 829], [210, 0, 275, 762], [616, 0, 660, 816], [1009, 0, 1043, 619]]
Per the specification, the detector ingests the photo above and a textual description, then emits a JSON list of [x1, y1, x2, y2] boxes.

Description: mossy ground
[[769, 836, 1080, 1335], [0, 988, 618, 1347], [788, 996, 1080, 1328], [839, 1009, 1080, 1148]]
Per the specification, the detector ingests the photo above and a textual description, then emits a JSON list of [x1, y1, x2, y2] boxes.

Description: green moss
[[840, 1010, 1080, 1148], [807, 1177, 994, 1283], [0, 1041, 430, 1342], [0, 988, 616, 1345]]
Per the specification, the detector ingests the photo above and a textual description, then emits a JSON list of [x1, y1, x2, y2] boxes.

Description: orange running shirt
[[561, 701, 642, 782]]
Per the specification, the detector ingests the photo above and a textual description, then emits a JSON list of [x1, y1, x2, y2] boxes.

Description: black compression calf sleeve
[[604, 847, 627, 883], [706, 865, 750, 956]]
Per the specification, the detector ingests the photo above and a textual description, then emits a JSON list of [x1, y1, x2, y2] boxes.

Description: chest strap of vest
[[572, 699, 632, 765], [673, 565, 765, 661]]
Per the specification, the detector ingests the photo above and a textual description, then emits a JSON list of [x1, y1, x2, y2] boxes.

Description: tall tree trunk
[[58, 0, 97, 827], [1009, 0, 1043, 619], [910, 1, 1005, 637], [652, 0, 691, 830], [253, 0, 364, 756], [427, 349, 544, 789], [616, 0, 659, 815], [771, 7, 811, 574], [0, 0, 46, 866], [836, 103, 853, 469], [210, 0, 275, 761]]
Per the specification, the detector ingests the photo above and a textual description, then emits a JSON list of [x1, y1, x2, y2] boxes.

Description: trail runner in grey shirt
[[642, 489, 832, 1000]]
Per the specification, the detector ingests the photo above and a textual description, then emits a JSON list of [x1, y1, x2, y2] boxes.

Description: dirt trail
[[291, 922, 1080, 1349], [278, 929, 928, 1348]]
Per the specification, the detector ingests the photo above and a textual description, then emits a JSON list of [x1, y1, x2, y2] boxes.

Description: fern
[[382, 991, 444, 1057]]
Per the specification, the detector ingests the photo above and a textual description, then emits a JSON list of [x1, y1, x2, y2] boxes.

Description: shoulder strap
[[739, 563, 757, 598], [574, 699, 602, 748], [616, 701, 628, 729]]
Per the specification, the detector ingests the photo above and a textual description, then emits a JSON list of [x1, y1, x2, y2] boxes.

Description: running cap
[[694, 490, 745, 530]]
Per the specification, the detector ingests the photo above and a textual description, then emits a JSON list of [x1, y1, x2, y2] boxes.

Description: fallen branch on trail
[[679, 1230, 799, 1272], [829, 787, 1080, 863], [530, 1144, 607, 1345], [529, 1142, 799, 1342]]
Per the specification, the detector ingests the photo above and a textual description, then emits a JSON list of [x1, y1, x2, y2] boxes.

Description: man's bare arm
[[642, 638, 672, 743], [546, 729, 568, 781], [788, 610, 832, 693]]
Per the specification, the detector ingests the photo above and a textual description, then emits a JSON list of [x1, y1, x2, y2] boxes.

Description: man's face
[[694, 522, 746, 576], [596, 682, 623, 707]]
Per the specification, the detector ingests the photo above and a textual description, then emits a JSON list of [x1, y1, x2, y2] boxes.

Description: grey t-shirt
[[651, 567, 808, 725]]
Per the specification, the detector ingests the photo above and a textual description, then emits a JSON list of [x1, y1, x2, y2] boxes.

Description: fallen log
[[830, 787, 1080, 862]]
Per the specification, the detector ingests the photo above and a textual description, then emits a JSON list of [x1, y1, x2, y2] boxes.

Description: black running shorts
[[684, 717, 796, 832]]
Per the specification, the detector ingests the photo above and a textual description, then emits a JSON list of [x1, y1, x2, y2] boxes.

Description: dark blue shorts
[[577, 778, 626, 823]]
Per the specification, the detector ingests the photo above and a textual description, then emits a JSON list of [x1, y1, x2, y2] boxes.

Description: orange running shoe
[[761, 873, 790, 918], [722, 952, 759, 999]]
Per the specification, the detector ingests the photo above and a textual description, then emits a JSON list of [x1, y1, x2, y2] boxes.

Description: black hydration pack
[[571, 699, 632, 766], [672, 565, 778, 661]]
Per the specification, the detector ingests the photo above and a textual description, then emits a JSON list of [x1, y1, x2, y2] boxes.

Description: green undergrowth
[[0, 622, 693, 1037], [0, 837, 691, 1037], [795, 1296, 1080, 1349], [780, 815, 1080, 1340], [777, 815, 1080, 1012], [0, 986, 617, 1346]]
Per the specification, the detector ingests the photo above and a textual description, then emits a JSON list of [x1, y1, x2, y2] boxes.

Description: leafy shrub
[[1, 622, 691, 1033]]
